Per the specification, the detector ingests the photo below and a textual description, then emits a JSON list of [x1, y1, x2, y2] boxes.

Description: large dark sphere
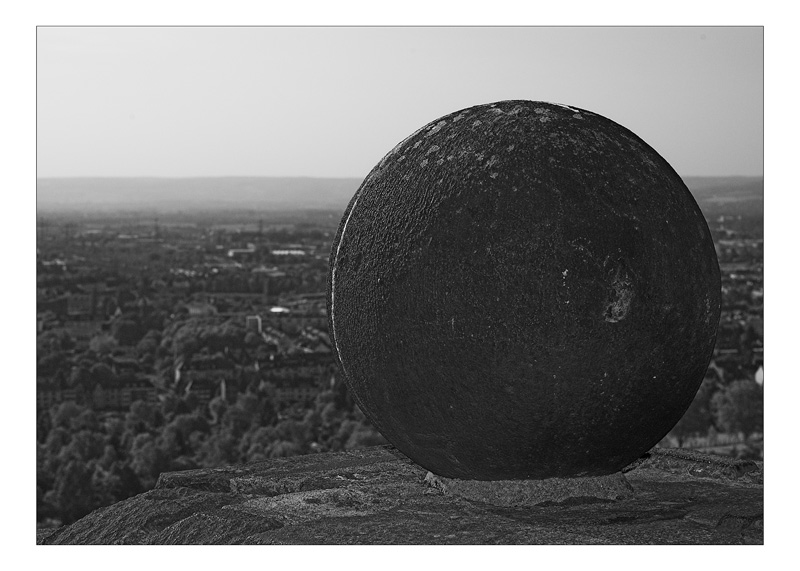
[[327, 100, 720, 480]]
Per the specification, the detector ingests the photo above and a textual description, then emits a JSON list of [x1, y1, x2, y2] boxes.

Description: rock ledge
[[37, 445, 762, 545]]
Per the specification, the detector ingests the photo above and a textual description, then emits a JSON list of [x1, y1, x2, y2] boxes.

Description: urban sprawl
[[36, 205, 763, 526]]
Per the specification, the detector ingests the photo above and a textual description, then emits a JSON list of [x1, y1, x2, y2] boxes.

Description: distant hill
[[36, 177, 363, 213], [36, 175, 763, 217], [682, 176, 763, 218]]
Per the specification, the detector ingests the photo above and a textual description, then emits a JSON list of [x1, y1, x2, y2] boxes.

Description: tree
[[37, 329, 75, 353], [112, 318, 143, 346], [67, 365, 93, 392], [44, 459, 96, 524], [196, 427, 240, 467], [669, 375, 718, 446], [90, 362, 115, 385], [244, 331, 261, 347], [159, 391, 183, 419], [711, 379, 763, 436], [89, 333, 117, 355], [159, 413, 209, 458], [238, 426, 276, 463], [37, 404, 52, 443], [136, 329, 161, 359], [125, 400, 163, 434], [129, 433, 169, 489], [52, 401, 83, 430], [208, 395, 228, 425], [37, 351, 69, 377], [57, 430, 105, 466], [345, 424, 388, 449]]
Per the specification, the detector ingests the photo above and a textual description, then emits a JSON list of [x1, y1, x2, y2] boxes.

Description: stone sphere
[[327, 100, 720, 480]]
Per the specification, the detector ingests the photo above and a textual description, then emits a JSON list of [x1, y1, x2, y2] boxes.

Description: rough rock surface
[[37, 446, 762, 545], [328, 100, 721, 480], [425, 470, 635, 507]]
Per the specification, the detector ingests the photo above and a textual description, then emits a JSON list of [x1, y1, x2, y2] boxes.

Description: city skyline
[[37, 26, 763, 179]]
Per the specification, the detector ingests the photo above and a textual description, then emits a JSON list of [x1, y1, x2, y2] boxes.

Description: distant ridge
[[36, 177, 363, 213], [36, 175, 763, 215], [682, 176, 763, 217]]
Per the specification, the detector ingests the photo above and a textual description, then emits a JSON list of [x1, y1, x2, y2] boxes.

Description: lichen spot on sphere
[[327, 100, 721, 480]]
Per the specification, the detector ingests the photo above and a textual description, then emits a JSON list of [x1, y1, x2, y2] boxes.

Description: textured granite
[[327, 100, 721, 480], [37, 446, 762, 545], [425, 470, 635, 506]]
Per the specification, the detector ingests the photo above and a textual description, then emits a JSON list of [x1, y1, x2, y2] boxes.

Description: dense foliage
[[667, 374, 763, 459], [37, 381, 386, 527]]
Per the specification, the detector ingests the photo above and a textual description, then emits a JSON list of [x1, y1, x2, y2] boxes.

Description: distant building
[[270, 377, 320, 404], [263, 311, 327, 331], [228, 244, 257, 260], [252, 266, 286, 278], [62, 319, 105, 346], [37, 375, 160, 411], [246, 315, 262, 334], [111, 356, 141, 375], [185, 302, 217, 317], [67, 294, 95, 317], [182, 373, 236, 406], [271, 249, 306, 256], [37, 386, 78, 409], [91, 377, 159, 410]]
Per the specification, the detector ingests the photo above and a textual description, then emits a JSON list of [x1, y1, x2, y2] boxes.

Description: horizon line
[[36, 173, 765, 180]]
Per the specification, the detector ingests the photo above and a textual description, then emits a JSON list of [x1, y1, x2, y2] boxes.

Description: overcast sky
[[36, 26, 763, 179]]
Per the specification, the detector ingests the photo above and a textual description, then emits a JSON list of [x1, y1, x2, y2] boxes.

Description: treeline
[[668, 373, 763, 458], [36, 381, 386, 527]]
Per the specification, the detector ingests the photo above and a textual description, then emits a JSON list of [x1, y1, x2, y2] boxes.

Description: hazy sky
[[36, 26, 763, 178]]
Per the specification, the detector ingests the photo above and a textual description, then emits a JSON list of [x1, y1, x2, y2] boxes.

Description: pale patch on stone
[[604, 264, 634, 323], [230, 488, 397, 524], [425, 120, 448, 137], [548, 102, 581, 113], [425, 471, 635, 507]]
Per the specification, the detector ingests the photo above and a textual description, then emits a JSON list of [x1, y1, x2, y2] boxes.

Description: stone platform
[[36, 445, 762, 545]]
